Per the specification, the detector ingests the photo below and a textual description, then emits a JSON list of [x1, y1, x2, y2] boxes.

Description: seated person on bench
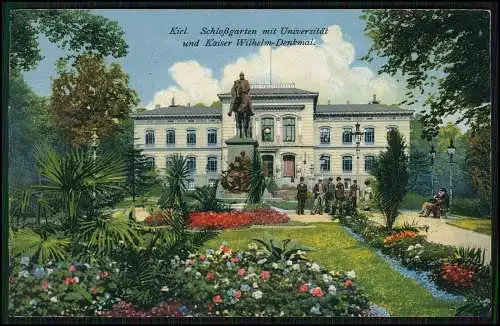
[[418, 188, 447, 217]]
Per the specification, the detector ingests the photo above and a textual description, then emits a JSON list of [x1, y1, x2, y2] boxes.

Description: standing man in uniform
[[296, 176, 308, 215], [324, 177, 335, 214], [311, 178, 325, 215], [350, 180, 359, 213], [333, 177, 345, 216]]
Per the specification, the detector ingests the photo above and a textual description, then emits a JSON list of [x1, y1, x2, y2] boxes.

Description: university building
[[132, 84, 413, 190]]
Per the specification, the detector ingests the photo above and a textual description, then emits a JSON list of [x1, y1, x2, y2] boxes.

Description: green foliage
[[251, 234, 313, 262], [9, 9, 128, 73], [264, 177, 279, 193], [33, 144, 126, 230], [361, 10, 490, 138], [76, 213, 140, 263], [464, 126, 491, 207], [400, 192, 427, 210], [187, 179, 228, 212], [51, 55, 139, 146], [450, 197, 490, 218], [451, 246, 486, 273], [11, 228, 71, 264], [159, 154, 190, 212], [371, 129, 409, 230], [455, 277, 492, 317], [247, 150, 266, 204], [123, 143, 157, 202], [243, 202, 271, 210]]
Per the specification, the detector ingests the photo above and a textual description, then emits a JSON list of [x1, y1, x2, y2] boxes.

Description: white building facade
[[133, 84, 413, 190]]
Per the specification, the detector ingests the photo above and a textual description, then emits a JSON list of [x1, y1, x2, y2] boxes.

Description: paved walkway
[[365, 210, 492, 264]]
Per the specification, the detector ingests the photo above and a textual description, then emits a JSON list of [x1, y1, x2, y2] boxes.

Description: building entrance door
[[283, 155, 296, 182], [262, 155, 274, 177]]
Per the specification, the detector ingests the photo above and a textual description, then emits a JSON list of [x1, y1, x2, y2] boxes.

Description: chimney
[[154, 104, 160, 109], [170, 95, 176, 107], [371, 94, 379, 104], [327, 98, 331, 105]]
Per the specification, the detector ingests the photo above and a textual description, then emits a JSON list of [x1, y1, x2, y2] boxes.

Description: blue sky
[[22, 9, 396, 108]]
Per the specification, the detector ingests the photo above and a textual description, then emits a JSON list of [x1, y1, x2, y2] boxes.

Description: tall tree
[[9, 9, 128, 74], [124, 144, 158, 203], [372, 129, 409, 230], [51, 55, 139, 146], [361, 9, 490, 139], [464, 126, 491, 207]]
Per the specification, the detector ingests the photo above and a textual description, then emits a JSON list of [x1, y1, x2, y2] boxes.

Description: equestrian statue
[[228, 72, 255, 138]]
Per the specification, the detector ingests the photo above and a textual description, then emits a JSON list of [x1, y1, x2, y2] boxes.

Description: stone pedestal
[[216, 136, 259, 201]]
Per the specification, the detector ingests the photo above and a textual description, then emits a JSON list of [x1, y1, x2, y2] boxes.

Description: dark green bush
[[450, 198, 490, 217], [400, 192, 427, 210]]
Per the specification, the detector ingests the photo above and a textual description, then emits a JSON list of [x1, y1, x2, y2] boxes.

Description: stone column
[[276, 117, 281, 144]]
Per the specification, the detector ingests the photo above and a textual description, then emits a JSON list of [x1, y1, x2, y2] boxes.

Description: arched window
[[342, 156, 353, 172], [283, 117, 296, 142], [320, 155, 330, 172], [261, 118, 274, 142], [187, 156, 196, 173], [208, 129, 217, 145], [187, 129, 196, 145], [320, 127, 330, 144], [207, 156, 217, 172], [364, 128, 375, 144], [342, 127, 353, 144], [145, 156, 155, 168], [145, 130, 155, 145], [166, 129, 176, 145], [365, 155, 375, 172]]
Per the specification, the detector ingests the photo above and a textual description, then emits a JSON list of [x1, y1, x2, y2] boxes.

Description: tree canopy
[[361, 9, 490, 139], [9, 9, 128, 73], [51, 55, 139, 146]]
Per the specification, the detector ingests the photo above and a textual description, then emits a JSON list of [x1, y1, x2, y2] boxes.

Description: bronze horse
[[230, 86, 252, 138]]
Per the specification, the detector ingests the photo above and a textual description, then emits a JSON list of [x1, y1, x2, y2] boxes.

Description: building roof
[[132, 105, 221, 118], [217, 86, 319, 98], [315, 104, 413, 115]]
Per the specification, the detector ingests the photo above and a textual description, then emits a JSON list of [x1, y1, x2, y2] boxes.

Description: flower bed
[[188, 209, 290, 230], [165, 243, 371, 317], [9, 258, 119, 316]]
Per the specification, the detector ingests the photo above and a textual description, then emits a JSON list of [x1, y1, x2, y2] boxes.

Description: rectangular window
[[166, 129, 175, 145], [261, 118, 274, 142], [208, 129, 217, 145], [165, 156, 173, 168], [365, 156, 375, 172], [342, 156, 352, 172], [342, 128, 352, 144], [187, 156, 196, 173], [365, 128, 374, 144], [320, 128, 330, 144], [187, 129, 196, 145], [145, 130, 155, 145], [207, 157, 217, 172], [320, 155, 330, 172], [283, 118, 296, 142]]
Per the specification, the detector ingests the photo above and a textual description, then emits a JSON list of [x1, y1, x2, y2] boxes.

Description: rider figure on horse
[[228, 72, 255, 117]]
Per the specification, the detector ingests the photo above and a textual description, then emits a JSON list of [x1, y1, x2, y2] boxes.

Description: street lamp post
[[429, 144, 436, 197], [447, 138, 456, 206], [352, 122, 363, 198], [90, 128, 100, 163]]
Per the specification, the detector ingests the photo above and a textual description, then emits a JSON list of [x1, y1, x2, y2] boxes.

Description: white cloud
[[147, 24, 405, 108]]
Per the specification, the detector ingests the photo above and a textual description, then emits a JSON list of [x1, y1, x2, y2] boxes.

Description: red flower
[[231, 257, 240, 263], [237, 268, 246, 277], [41, 279, 49, 290], [91, 287, 98, 295], [199, 255, 206, 261], [234, 291, 242, 299], [311, 287, 325, 297], [68, 264, 77, 273], [220, 245, 231, 253], [207, 303, 213, 312], [187, 210, 289, 230], [212, 295, 223, 304], [187, 259, 195, 265], [64, 277, 76, 285], [100, 271, 109, 279], [344, 279, 353, 287], [207, 272, 216, 281], [260, 271, 271, 281], [298, 283, 309, 293]]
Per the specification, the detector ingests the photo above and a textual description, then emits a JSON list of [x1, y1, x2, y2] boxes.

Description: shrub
[[144, 210, 173, 226], [450, 198, 490, 218], [438, 263, 477, 289], [9, 258, 118, 316], [166, 243, 371, 317], [400, 192, 427, 210]]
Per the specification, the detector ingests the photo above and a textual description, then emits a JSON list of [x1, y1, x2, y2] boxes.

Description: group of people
[[296, 177, 373, 216]]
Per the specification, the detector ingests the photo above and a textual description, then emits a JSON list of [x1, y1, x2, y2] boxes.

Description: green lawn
[[446, 218, 491, 235], [203, 222, 458, 317]]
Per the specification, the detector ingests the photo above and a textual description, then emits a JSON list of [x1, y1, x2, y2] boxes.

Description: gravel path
[[365, 210, 492, 264]]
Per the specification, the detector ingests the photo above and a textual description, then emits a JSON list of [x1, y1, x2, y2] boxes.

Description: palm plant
[[252, 234, 313, 262], [247, 150, 266, 204], [187, 179, 226, 211], [11, 227, 71, 264], [158, 154, 190, 212], [33, 143, 125, 231]]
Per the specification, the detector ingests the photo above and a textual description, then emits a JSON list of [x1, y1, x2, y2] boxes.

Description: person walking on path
[[350, 180, 359, 212], [312, 178, 325, 215], [332, 177, 346, 216], [324, 177, 335, 214], [296, 176, 308, 215]]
